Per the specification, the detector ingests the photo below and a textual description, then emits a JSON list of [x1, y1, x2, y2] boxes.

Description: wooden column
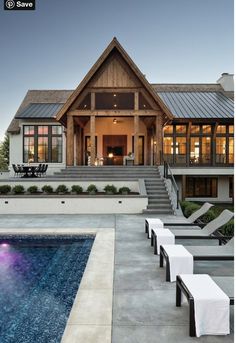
[[155, 115, 162, 165], [90, 115, 96, 165], [66, 115, 74, 166], [76, 125, 82, 165], [134, 115, 139, 165]]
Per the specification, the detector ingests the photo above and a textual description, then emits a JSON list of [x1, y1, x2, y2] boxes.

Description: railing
[[163, 160, 180, 209]]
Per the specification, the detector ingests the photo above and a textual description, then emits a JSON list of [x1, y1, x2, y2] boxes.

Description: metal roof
[[15, 103, 64, 119], [156, 92, 234, 119]]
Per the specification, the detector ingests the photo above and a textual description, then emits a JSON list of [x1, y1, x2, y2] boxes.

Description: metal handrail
[[163, 160, 179, 209]]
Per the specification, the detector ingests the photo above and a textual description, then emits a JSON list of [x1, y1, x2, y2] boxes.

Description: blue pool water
[[0, 235, 94, 343]]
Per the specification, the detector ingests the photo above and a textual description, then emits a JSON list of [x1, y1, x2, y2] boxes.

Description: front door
[[103, 135, 127, 165]]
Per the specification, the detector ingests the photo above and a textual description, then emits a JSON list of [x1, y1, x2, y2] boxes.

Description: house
[[7, 38, 234, 203]]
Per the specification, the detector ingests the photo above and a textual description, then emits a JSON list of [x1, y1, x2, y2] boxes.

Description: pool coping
[[0, 227, 114, 343]]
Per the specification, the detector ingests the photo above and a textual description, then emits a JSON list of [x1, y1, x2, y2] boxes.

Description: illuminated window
[[217, 125, 226, 134], [23, 125, 63, 163], [163, 125, 173, 134], [191, 125, 200, 134], [202, 125, 212, 134], [190, 137, 200, 164], [229, 125, 234, 134]]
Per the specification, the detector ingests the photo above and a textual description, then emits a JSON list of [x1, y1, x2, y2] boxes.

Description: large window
[[95, 92, 134, 110], [186, 177, 218, 198], [190, 125, 212, 165], [23, 125, 63, 163], [163, 124, 187, 165], [216, 125, 234, 165]]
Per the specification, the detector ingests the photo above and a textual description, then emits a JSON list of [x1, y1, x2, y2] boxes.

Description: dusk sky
[[0, 0, 233, 141]]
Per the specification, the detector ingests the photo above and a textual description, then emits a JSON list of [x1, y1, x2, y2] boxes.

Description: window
[[216, 137, 227, 164], [139, 93, 152, 110], [216, 124, 234, 165], [176, 125, 186, 134], [95, 93, 134, 110], [202, 125, 212, 134], [78, 93, 91, 110], [23, 125, 63, 163], [163, 125, 173, 134], [163, 137, 174, 163], [190, 137, 200, 164], [175, 137, 186, 164], [186, 177, 218, 197], [191, 125, 200, 134], [202, 137, 211, 164]]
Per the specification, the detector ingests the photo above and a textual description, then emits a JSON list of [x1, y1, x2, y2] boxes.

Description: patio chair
[[145, 203, 214, 236], [176, 275, 234, 337], [35, 164, 42, 177], [159, 238, 234, 281], [151, 209, 234, 252], [12, 164, 20, 177], [41, 164, 48, 177]]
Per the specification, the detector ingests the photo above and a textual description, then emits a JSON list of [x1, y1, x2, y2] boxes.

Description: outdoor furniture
[[12, 164, 22, 177], [151, 209, 234, 253], [21, 166, 38, 178], [164, 202, 214, 227], [176, 275, 234, 337], [160, 238, 234, 282], [145, 218, 163, 238], [145, 203, 213, 233], [152, 228, 175, 255]]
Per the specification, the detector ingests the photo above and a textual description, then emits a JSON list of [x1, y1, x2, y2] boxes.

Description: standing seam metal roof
[[15, 103, 64, 119], [157, 92, 234, 119]]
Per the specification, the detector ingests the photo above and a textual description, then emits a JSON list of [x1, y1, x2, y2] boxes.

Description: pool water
[[0, 235, 94, 343]]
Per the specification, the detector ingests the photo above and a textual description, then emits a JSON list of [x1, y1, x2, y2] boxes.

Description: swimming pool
[[0, 234, 94, 343]]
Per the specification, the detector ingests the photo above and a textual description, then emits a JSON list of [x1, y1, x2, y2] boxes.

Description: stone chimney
[[217, 73, 234, 91]]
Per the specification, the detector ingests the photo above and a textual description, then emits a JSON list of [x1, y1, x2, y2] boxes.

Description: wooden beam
[[66, 115, 74, 166], [134, 92, 139, 111], [90, 115, 96, 165], [155, 115, 163, 165], [134, 115, 139, 165], [91, 92, 95, 110], [74, 116, 86, 128], [68, 109, 161, 116]]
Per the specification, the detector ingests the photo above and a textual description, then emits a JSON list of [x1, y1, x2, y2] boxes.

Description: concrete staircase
[[53, 166, 174, 214]]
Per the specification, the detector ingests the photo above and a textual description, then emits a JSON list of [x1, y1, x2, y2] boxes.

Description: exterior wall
[[175, 175, 232, 203], [83, 117, 147, 160], [217, 73, 234, 91], [9, 120, 66, 176]]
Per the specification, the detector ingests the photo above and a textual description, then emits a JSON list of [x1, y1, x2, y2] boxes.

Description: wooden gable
[[56, 37, 173, 123]]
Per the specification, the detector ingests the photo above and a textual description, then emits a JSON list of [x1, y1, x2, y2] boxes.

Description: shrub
[[56, 184, 68, 194], [0, 185, 11, 194], [27, 186, 38, 194], [180, 201, 190, 213], [104, 184, 117, 194], [119, 186, 131, 194], [71, 185, 83, 194], [41, 185, 53, 194], [183, 202, 201, 218], [220, 219, 234, 236], [198, 208, 216, 224], [87, 184, 97, 194], [12, 185, 25, 194]]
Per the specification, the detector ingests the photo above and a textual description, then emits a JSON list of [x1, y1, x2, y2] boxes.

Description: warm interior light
[[113, 104, 117, 108], [108, 153, 114, 158], [84, 104, 87, 108], [113, 94, 117, 97], [113, 118, 117, 124]]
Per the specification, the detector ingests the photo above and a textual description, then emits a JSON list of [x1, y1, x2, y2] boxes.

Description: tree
[[0, 135, 9, 171]]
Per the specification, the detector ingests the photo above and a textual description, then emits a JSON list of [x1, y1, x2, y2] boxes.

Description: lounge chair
[[176, 275, 234, 337], [164, 202, 214, 227], [145, 202, 213, 237], [151, 209, 234, 252], [159, 238, 234, 281]]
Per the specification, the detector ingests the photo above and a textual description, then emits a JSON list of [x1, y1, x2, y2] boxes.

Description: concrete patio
[[0, 213, 234, 343]]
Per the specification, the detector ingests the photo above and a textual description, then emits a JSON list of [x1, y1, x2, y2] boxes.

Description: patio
[[0, 213, 234, 342]]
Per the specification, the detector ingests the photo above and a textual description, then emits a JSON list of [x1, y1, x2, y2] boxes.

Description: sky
[[0, 0, 233, 141]]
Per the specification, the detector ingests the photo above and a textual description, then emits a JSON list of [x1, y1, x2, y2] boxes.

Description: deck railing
[[163, 160, 180, 209]]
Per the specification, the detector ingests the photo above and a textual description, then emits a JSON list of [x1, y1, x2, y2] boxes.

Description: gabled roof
[[56, 37, 173, 122], [156, 92, 234, 119]]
